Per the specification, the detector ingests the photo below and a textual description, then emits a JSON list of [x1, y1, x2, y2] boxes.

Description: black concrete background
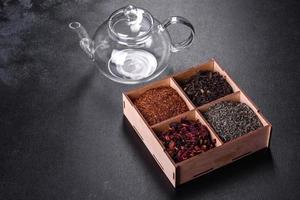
[[1, 0, 300, 199]]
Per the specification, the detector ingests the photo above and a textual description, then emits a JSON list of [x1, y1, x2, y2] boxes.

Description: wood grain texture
[[123, 59, 272, 187], [123, 94, 176, 187]]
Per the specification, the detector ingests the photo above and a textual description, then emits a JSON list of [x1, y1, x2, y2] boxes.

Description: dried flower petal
[[157, 118, 216, 163]]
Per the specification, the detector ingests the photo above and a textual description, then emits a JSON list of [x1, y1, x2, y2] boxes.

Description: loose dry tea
[[134, 87, 188, 125], [157, 118, 216, 163], [203, 101, 263, 142], [180, 71, 233, 106]]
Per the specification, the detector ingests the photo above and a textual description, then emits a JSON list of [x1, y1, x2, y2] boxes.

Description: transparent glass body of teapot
[[69, 5, 194, 84], [92, 21, 171, 84]]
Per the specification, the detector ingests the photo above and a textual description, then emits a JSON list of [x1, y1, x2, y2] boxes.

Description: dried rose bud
[[157, 118, 216, 163]]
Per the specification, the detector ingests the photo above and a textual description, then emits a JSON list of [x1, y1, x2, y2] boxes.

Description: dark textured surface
[[1, 0, 300, 199]]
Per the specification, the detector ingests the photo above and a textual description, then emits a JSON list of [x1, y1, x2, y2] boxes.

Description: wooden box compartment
[[122, 59, 272, 187]]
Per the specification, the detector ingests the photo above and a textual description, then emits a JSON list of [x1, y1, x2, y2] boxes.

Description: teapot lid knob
[[124, 5, 136, 14], [124, 5, 138, 22], [108, 5, 153, 41]]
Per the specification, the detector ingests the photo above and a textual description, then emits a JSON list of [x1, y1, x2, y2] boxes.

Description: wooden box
[[122, 59, 272, 187]]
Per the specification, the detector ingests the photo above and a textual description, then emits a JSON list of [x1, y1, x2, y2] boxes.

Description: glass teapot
[[69, 5, 194, 84]]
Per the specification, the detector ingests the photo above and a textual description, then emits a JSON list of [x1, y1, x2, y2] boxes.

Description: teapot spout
[[69, 22, 94, 60]]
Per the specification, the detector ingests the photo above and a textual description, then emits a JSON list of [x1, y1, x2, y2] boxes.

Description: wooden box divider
[[197, 91, 241, 112], [123, 58, 272, 187], [151, 110, 223, 147], [169, 78, 195, 111]]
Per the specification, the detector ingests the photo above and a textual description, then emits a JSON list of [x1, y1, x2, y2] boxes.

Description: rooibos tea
[[134, 87, 188, 125]]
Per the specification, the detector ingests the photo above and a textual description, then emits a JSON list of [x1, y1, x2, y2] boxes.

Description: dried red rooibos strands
[[134, 87, 188, 125], [157, 118, 216, 163]]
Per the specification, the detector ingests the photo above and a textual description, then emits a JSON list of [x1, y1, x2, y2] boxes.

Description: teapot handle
[[161, 16, 195, 53]]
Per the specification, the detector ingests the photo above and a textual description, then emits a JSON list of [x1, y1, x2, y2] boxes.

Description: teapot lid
[[108, 5, 154, 42]]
